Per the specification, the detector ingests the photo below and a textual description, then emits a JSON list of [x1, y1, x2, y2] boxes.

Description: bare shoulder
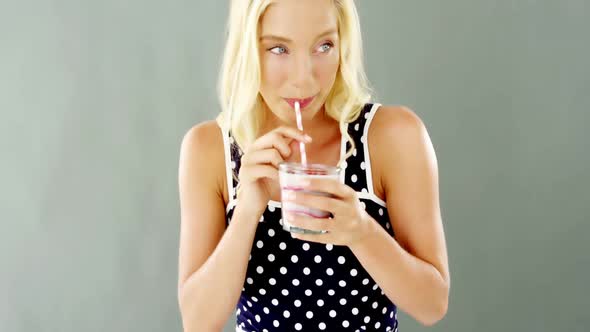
[[369, 104, 432, 156], [179, 120, 227, 205], [181, 120, 225, 149], [368, 105, 436, 197], [370, 105, 427, 138]]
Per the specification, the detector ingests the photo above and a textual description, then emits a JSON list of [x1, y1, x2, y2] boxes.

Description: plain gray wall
[[1, 1, 588, 331]]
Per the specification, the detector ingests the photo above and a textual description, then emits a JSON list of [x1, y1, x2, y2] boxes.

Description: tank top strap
[[342, 103, 382, 198], [221, 127, 243, 205]]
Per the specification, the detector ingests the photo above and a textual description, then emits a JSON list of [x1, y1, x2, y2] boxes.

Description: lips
[[284, 95, 316, 110]]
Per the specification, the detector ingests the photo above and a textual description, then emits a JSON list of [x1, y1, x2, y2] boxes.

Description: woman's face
[[258, 0, 340, 125]]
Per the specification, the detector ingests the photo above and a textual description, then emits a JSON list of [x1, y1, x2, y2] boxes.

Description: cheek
[[260, 55, 288, 92], [313, 54, 339, 88]]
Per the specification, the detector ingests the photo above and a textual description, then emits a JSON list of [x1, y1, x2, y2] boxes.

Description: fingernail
[[304, 135, 312, 142]]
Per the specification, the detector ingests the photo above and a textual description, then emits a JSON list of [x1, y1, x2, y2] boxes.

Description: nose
[[289, 53, 315, 94]]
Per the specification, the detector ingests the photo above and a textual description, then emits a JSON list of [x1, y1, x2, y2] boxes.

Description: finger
[[249, 138, 292, 159], [242, 149, 284, 168], [239, 164, 278, 182], [276, 126, 312, 144], [285, 211, 334, 233], [250, 127, 310, 155], [245, 137, 291, 159]]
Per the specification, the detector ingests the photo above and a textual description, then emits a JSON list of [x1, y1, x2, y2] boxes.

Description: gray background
[[1, 0, 588, 331]]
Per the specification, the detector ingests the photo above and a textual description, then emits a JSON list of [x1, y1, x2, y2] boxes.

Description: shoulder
[[368, 104, 432, 154], [181, 120, 225, 150], [368, 104, 437, 184], [179, 120, 227, 201], [370, 104, 427, 141]]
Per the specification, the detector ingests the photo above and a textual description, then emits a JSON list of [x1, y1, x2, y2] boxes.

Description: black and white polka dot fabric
[[222, 103, 398, 331]]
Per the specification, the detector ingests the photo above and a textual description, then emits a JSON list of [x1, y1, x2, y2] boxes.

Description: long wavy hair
[[216, 0, 373, 175]]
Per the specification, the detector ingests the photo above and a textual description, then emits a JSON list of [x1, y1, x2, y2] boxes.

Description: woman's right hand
[[236, 126, 312, 214]]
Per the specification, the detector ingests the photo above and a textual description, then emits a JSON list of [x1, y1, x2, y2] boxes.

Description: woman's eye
[[268, 43, 332, 55], [318, 42, 333, 53], [269, 46, 287, 55]]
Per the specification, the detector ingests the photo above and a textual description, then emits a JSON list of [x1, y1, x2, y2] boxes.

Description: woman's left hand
[[283, 178, 375, 247]]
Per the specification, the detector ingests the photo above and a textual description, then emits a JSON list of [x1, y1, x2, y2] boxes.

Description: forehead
[[259, 0, 338, 38]]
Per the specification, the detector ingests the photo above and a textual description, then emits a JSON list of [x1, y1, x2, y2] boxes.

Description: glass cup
[[278, 162, 342, 234]]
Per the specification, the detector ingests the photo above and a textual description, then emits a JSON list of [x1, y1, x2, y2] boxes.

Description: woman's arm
[[177, 122, 264, 331], [349, 106, 450, 326]]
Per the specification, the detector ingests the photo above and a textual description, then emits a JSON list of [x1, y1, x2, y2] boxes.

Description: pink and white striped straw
[[294, 101, 307, 165]]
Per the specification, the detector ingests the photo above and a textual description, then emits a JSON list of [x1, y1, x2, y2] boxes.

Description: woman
[[177, 0, 450, 331]]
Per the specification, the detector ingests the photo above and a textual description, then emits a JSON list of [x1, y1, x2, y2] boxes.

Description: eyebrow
[[259, 28, 338, 43]]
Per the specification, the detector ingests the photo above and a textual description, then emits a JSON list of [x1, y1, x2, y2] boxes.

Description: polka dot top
[[222, 103, 399, 331]]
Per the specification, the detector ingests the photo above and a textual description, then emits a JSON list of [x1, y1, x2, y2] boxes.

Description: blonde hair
[[216, 0, 372, 171]]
